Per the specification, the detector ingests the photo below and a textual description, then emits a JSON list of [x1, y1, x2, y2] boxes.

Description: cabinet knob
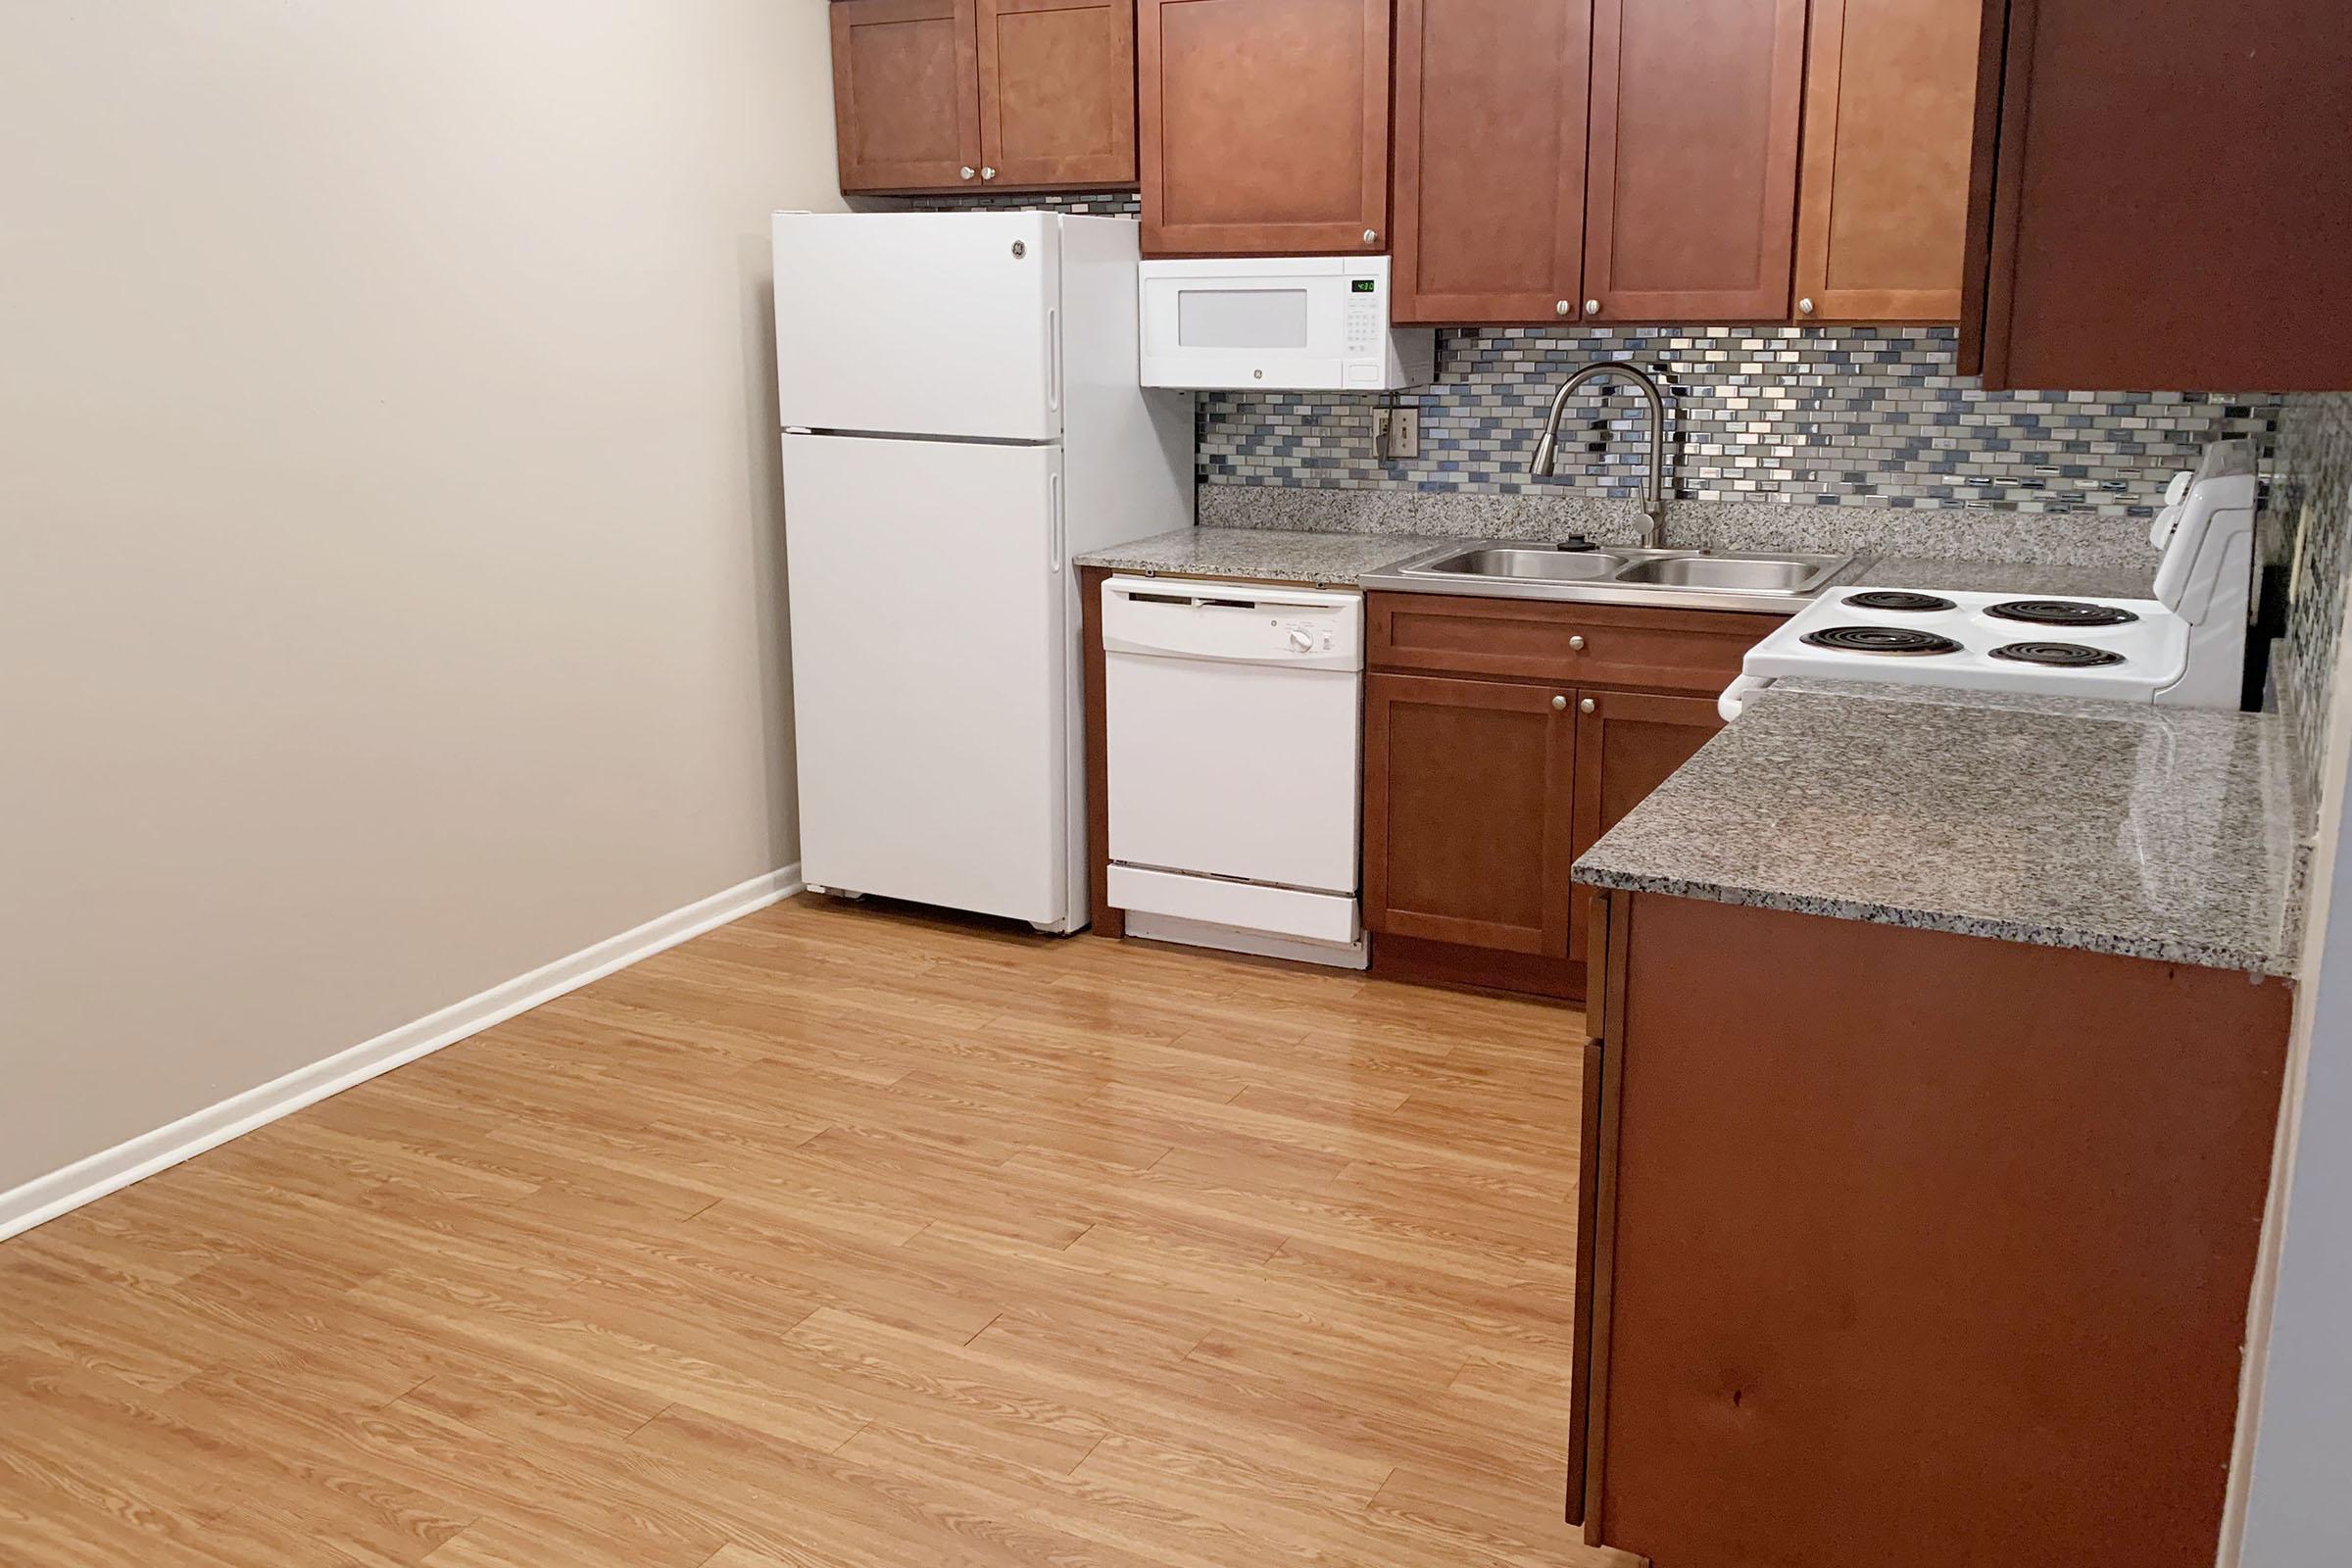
[[1555, 300, 1572, 317], [1552, 695, 1568, 710], [1797, 297, 1816, 316], [1363, 229, 1378, 246], [959, 167, 975, 180], [1569, 634, 1586, 651], [982, 167, 997, 181], [1580, 697, 1597, 714], [1584, 299, 1600, 317]]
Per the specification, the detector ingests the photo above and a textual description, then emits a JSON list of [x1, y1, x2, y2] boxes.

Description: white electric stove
[[1720, 439, 2260, 720]]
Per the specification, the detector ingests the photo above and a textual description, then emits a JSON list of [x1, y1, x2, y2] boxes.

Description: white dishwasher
[[1102, 575, 1366, 968]]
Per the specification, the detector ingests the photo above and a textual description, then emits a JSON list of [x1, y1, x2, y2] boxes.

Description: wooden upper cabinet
[[1584, 0, 1809, 320], [978, 0, 1137, 189], [831, 0, 1134, 194], [1393, 0, 1592, 323], [1138, 0, 1391, 256], [832, 0, 983, 192], [1793, 0, 1981, 322], [1961, 0, 2352, 390]]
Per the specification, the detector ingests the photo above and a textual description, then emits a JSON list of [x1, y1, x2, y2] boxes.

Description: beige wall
[[0, 2, 843, 1194]]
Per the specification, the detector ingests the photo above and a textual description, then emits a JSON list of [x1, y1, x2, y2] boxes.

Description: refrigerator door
[[781, 431, 1070, 925], [773, 212, 1062, 442]]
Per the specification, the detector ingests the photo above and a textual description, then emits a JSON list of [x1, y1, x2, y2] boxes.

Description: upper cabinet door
[[1138, 0, 1392, 257], [977, 0, 1138, 188], [832, 0, 984, 192], [1393, 0, 1592, 323], [1793, 0, 1980, 322], [1584, 0, 1808, 320], [1962, 0, 2352, 391]]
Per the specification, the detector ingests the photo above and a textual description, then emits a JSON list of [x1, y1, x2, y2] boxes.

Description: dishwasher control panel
[[1101, 577, 1363, 671]]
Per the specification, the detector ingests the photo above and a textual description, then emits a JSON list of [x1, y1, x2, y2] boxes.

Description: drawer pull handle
[[1580, 697, 1597, 714], [1552, 695, 1568, 710], [1569, 635, 1587, 651]]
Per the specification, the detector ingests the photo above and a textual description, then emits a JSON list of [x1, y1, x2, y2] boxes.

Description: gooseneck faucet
[[1528, 360, 1670, 549]]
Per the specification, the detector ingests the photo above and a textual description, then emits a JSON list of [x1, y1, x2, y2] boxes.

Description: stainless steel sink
[[1610, 555, 1826, 592], [1360, 542, 1854, 614], [1418, 547, 1628, 582]]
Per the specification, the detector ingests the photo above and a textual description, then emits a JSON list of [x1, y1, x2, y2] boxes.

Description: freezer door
[[773, 212, 1061, 442], [781, 432, 1070, 924]]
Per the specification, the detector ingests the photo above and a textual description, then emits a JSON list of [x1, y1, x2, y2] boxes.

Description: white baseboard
[[0, 863, 803, 1243]]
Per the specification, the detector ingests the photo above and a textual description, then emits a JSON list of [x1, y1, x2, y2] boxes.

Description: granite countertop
[[1843, 555, 2160, 601], [1077, 527, 2164, 601], [1573, 682, 2305, 976], [1074, 527, 1440, 585]]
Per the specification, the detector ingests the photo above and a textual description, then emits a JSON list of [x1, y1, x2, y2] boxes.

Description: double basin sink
[[1360, 542, 1853, 614]]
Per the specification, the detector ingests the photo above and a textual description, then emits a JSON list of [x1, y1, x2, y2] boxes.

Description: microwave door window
[[1176, 288, 1310, 349]]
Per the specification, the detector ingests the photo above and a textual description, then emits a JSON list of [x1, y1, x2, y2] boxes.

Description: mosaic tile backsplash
[[858, 200, 2348, 808], [867, 190, 1143, 217], [1200, 326, 2279, 518], [2271, 392, 2352, 823]]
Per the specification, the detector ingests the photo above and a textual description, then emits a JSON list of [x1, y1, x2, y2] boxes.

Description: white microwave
[[1138, 257, 1437, 391]]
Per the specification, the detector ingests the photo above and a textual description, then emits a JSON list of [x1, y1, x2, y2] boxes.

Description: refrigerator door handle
[[1049, 473, 1064, 573], [1047, 308, 1060, 416]]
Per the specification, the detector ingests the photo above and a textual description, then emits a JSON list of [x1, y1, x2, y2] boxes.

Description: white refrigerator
[[772, 211, 1193, 932]]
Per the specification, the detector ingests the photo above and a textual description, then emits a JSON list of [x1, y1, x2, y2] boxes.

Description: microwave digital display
[[1351, 279, 1377, 293]]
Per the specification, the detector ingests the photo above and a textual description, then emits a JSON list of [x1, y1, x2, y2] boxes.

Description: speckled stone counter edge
[[1572, 684, 2304, 978], [1200, 483, 2167, 570], [1570, 865, 2296, 978], [1078, 527, 2158, 601], [1074, 528, 1445, 585]]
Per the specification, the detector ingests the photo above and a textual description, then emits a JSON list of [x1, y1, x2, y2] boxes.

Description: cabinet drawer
[[1368, 592, 1775, 692]]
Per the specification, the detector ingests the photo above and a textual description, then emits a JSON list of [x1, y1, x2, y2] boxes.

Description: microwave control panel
[[1344, 275, 1380, 358]]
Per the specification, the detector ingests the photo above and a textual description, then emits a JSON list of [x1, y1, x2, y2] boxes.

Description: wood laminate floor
[[1, 896, 1607, 1567]]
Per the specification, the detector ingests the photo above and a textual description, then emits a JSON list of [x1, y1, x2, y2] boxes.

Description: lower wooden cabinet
[[1572, 890, 2294, 1565], [1568, 690, 1724, 959], [1363, 672, 1577, 958], [1363, 593, 1767, 1001], [1363, 678, 1725, 993]]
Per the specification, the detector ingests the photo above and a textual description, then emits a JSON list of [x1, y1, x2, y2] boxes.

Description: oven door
[[1139, 257, 1386, 390]]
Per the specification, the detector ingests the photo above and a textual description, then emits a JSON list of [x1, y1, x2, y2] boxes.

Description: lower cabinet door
[[1569, 690, 1724, 959], [1363, 672, 1577, 956]]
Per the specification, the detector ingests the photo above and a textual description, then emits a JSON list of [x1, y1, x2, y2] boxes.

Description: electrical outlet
[[1389, 407, 1418, 460], [1370, 407, 1420, 462]]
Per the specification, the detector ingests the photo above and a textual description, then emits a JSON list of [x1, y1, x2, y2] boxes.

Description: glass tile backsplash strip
[[1199, 325, 2280, 517]]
